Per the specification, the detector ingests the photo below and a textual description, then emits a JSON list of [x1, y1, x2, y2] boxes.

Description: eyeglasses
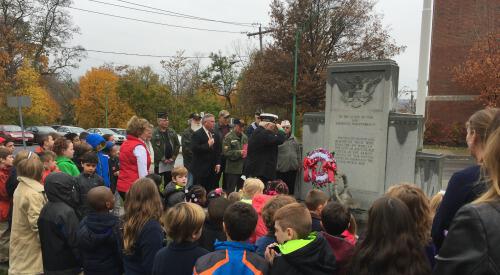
[[283, 126, 291, 129]]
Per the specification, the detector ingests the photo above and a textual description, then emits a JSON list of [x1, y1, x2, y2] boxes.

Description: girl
[[185, 185, 207, 207], [9, 152, 47, 275], [54, 137, 79, 176], [348, 196, 431, 275], [122, 178, 164, 275], [241, 178, 265, 204]]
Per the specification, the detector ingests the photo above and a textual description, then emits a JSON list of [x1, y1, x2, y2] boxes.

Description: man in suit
[[190, 113, 222, 191]]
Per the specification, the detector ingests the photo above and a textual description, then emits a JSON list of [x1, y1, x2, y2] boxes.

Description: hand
[[276, 123, 283, 131], [241, 150, 247, 158], [164, 158, 174, 164], [215, 165, 221, 174], [208, 137, 215, 147], [265, 244, 278, 264]]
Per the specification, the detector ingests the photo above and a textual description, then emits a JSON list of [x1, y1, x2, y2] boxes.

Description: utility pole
[[247, 24, 272, 51]]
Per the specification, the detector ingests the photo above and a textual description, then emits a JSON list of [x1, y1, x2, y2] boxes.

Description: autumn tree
[[75, 67, 135, 128], [203, 52, 240, 109], [160, 51, 202, 96], [453, 33, 499, 107], [239, 0, 404, 117]]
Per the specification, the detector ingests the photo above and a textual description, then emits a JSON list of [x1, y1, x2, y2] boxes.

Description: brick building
[[426, 0, 497, 143]]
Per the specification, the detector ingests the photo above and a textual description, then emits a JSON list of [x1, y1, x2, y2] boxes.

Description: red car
[[0, 125, 34, 145]]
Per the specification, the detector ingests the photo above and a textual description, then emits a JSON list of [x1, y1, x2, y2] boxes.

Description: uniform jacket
[[181, 127, 195, 169], [38, 173, 81, 275], [223, 130, 248, 175], [277, 135, 301, 173], [151, 127, 180, 166], [244, 126, 286, 180], [9, 176, 47, 275], [56, 156, 80, 177], [434, 201, 500, 275], [194, 241, 269, 275], [77, 212, 123, 275], [190, 128, 222, 177]]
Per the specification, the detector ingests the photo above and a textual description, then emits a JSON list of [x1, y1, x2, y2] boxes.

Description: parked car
[[51, 125, 62, 131], [0, 125, 35, 145], [87, 128, 126, 144], [109, 128, 126, 136], [25, 126, 57, 144], [57, 126, 86, 136]]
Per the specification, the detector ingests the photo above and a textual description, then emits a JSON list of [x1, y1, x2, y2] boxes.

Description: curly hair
[[386, 183, 432, 246], [123, 178, 163, 254], [52, 137, 71, 156], [348, 197, 431, 275], [126, 116, 151, 137]]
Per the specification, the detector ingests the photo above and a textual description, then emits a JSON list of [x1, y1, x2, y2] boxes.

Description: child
[[320, 201, 355, 275], [264, 203, 336, 275], [77, 152, 105, 217], [186, 185, 207, 207], [305, 189, 329, 232], [348, 197, 431, 275], [241, 178, 265, 204], [198, 197, 232, 251], [207, 187, 226, 204], [255, 195, 296, 256], [9, 153, 46, 275], [430, 190, 445, 219], [194, 202, 269, 274], [122, 178, 164, 275], [86, 134, 110, 188], [146, 174, 162, 196], [163, 166, 188, 208], [38, 173, 81, 274], [35, 134, 54, 154], [107, 143, 120, 194], [54, 137, 80, 176], [73, 142, 92, 172], [153, 202, 209, 275], [0, 148, 13, 263], [77, 186, 122, 275], [265, 180, 289, 196], [227, 191, 241, 203], [39, 150, 60, 184]]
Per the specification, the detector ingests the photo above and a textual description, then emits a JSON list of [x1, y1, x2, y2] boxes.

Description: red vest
[[117, 135, 151, 193]]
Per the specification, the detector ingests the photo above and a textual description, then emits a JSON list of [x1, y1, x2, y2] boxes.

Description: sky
[[67, 0, 424, 91]]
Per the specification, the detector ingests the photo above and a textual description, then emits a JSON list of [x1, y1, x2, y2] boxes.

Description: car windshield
[[3, 125, 22, 131], [100, 128, 117, 135], [36, 126, 56, 132], [68, 127, 85, 133]]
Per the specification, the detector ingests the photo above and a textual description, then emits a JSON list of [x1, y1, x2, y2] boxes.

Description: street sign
[[7, 96, 31, 108]]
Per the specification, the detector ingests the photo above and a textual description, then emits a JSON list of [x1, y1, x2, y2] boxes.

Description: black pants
[[276, 170, 297, 195], [224, 173, 243, 193], [119, 191, 127, 201], [193, 174, 218, 192], [154, 166, 172, 185]]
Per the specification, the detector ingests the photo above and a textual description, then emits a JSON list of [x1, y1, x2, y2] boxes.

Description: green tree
[[203, 52, 240, 109]]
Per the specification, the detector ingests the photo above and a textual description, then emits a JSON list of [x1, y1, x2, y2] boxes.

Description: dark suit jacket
[[244, 126, 286, 180], [190, 128, 222, 177]]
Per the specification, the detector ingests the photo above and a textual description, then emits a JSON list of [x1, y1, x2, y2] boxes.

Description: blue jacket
[[86, 134, 111, 187], [194, 241, 269, 275], [152, 241, 209, 275]]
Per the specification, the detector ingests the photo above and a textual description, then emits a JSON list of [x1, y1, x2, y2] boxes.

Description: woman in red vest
[[117, 116, 152, 199]]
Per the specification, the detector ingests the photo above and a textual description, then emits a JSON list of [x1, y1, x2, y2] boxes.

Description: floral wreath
[[303, 148, 337, 188]]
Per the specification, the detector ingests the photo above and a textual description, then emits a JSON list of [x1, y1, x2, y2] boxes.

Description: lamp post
[[104, 82, 109, 128]]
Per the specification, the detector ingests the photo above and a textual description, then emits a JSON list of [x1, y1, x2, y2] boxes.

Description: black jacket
[[108, 156, 120, 193], [434, 201, 500, 274], [244, 126, 286, 180], [163, 182, 186, 208], [152, 241, 209, 275], [271, 234, 336, 275], [37, 173, 81, 275], [190, 128, 222, 177], [76, 172, 104, 217], [198, 219, 226, 252], [77, 212, 122, 275]]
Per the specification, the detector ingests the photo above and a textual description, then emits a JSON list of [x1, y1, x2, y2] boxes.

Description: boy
[[194, 202, 269, 274], [35, 134, 54, 154], [305, 189, 329, 232], [77, 151, 104, 217], [85, 133, 110, 188], [321, 202, 355, 275], [0, 148, 13, 263], [163, 166, 188, 208], [199, 197, 232, 251], [40, 150, 60, 184], [265, 203, 336, 275], [77, 186, 122, 275], [38, 173, 81, 274]]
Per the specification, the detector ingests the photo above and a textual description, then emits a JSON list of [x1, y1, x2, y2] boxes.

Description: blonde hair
[[164, 202, 205, 243], [126, 116, 151, 137], [475, 128, 500, 204], [386, 183, 432, 245], [13, 150, 31, 167], [430, 191, 445, 218], [242, 178, 264, 200], [171, 166, 188, 178], [123, 178, 163, 254], [16, 152, 43, 182], [466, 108, 499, 145]]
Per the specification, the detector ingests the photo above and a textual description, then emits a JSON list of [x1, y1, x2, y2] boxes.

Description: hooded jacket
[[86, 134, 111, 187], [37, 172, 81, 275], [56, 156, 80, 177], [163, 182, 186, 208], [270, 232, 337, 275], [77, 212, 123, 275], [321, 232, 354, 275], [76, 172, 104, 217]]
